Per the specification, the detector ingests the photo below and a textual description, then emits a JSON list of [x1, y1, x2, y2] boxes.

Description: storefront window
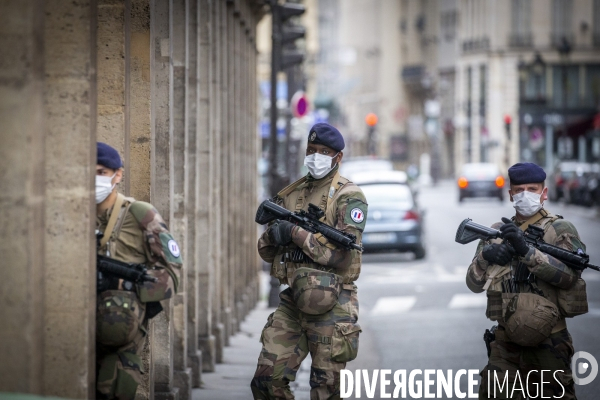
[[552, 65, 579, 108]]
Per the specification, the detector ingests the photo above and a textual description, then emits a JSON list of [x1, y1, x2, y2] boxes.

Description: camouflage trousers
[[96, 327, 146, 400], [251, 286, 361, 400], [479, 327, 576, 399]]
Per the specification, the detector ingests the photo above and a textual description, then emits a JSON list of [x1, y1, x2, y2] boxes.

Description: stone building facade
[[0, 0, 264, 398]]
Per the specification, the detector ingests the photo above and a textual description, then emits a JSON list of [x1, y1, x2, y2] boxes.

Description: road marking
[[448, 293, 487, 309], [370, 296, 417, 316]]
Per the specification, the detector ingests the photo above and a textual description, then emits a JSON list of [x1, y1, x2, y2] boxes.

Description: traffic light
[[272, 3, 306, 71]]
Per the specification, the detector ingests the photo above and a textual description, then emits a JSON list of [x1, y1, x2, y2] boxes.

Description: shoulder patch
[[344, 198, 368, 231]]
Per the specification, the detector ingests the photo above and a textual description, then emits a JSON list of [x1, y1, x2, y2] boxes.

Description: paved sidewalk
[[193, 301, 273, 400]]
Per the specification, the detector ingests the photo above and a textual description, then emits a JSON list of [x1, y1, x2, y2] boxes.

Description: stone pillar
[[97, 0, 127, 187], [233, 2, 245, 330], [185, 0, 203, 389], [43, 1, 98, 398], [210, 0, 225, 365], [219, 0, 232, 350], [169, 0, 192, 398], [129, 0, 152, 202], [197, 0, 217, 373], [150, 0, 178, 398], [0, 0, 46, 394]]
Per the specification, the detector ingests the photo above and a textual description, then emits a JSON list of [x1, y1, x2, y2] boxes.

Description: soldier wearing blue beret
[[466, 161, 587, 399], [95, 142, 182, 399], [251, 123, 368, 399]]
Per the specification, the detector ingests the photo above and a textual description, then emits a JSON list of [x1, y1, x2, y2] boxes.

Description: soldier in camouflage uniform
[[251, 124, 368, 400], [467, 163, 587, 399], [95, 142, 182, 399]]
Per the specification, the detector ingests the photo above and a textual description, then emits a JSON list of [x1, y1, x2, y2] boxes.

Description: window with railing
[[509, 0, 532, 47]]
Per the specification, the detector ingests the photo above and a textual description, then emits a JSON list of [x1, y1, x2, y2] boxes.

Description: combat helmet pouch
[[97, 290, 145, 347], [291, 267, 342, 315], [502, 292, 559, 347]]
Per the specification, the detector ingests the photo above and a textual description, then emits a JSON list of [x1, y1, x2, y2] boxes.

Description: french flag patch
[[350, 208, 364, 223]]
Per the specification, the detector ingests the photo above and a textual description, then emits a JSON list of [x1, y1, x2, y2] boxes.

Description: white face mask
[[96, 172, 117, 204], [304, 152, 338, 179], [512, 190, 543, 217]]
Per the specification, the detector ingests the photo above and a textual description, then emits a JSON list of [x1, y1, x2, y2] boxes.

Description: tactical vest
[[484, 210, 588, 329], [270, 169, 362, 285], [96, 193, 147, 347]]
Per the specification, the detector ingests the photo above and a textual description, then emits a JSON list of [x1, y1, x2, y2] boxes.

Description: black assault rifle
[[96, 231, 157, 292], [455, 219, 600, 272], [255, 199, 363, 252]]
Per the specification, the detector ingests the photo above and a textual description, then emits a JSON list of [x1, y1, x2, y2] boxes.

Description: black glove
[[499, 217, 530, 256], [269, 219, 295, 246], [482, 243, 515, 265]]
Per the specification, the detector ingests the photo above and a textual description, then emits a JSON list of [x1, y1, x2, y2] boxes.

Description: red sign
[[291, 91, 309, 118]]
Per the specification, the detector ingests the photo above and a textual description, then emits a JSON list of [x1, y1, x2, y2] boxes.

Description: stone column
[[150, 0, 178, 398], [43, 0, 98, 398], [169, 0, 192, 397], [219, 0, 232, 349], [0, 0, 46, 394], [211, 0, 225, 364], [185, 0, 203, 389], [197, 0, 217, 373], [97, 0, 126, 187], [129, 0, 152, 202]]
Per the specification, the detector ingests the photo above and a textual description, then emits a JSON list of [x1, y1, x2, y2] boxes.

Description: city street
[[292, 181, 600, 399]]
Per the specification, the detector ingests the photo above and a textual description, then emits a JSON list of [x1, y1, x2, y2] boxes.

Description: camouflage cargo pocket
[[331, 322, 361, 363], [97, 290, 144, 347], [557, 278, 588, 318], [260, 312, 274, 344], [292, 267, 342, 315]]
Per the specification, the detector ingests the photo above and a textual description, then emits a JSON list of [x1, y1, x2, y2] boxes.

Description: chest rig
[[485, 209, 588, 326], [270, 169, 361, 285]]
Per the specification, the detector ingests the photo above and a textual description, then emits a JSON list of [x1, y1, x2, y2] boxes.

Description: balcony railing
[[462, 37, 490, 53]]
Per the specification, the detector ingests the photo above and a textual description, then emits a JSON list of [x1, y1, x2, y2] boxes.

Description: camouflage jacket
[[466, 209, 585, 316], [257, 165, 368, 284], [97, 195, 182, 302]]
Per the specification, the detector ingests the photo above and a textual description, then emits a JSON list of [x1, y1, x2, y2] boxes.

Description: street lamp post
[[557, 37, 572, 160]]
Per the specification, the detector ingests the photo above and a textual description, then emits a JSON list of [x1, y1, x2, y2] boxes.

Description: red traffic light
[[504, 114, 512, 125]]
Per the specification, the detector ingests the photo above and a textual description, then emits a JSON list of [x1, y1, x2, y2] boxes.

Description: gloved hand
[[499, 217, 530, 256], [482, 243, 515, 265], [269, 219, 295, 246]]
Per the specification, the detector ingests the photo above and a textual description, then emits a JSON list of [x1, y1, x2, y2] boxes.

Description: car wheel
[[413, 245, 426, 260]]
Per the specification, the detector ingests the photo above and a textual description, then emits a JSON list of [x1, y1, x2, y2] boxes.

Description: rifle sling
[[100, 193, 135, 250], [100, 193, 126, 248], [518, 209, 547, 232]]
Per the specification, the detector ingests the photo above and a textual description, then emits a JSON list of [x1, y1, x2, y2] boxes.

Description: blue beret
[[97, 142, 123, 170], [508, 162, 546, 185], [308, 123, 345, 152]]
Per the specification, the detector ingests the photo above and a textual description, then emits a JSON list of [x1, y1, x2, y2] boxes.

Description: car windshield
[[462, 163, 499, 180], [361, 183, 413, 209]]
